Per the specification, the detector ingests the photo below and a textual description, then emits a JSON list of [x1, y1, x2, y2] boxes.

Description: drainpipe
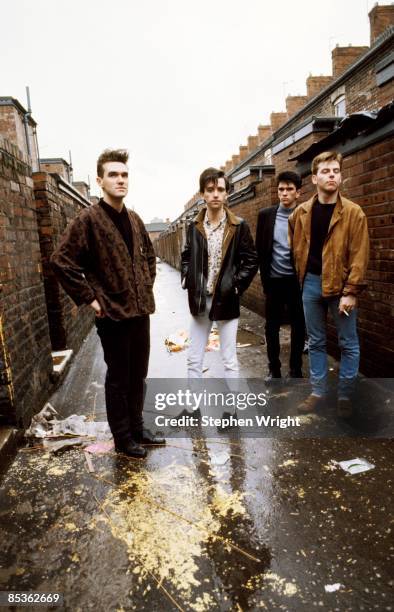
[[24, 86, 41, 172], [23, 86, 32, 159]]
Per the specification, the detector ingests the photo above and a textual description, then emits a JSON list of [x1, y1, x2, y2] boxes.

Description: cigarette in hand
[[343, 309, 350, 317]]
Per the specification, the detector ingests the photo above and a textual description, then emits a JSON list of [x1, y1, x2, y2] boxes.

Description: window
[[264, 148, 272, 165], [333, 94, 346, 117]]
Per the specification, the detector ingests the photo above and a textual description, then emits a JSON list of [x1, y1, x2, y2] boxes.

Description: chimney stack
[[332, 45, 369, 78], [257, 124, 271, 145], [247, 135, 258, 153], [270, 112, 287, 133], [306, 75, 333, 98], [286, 95, 308, 117], [239, 145, 248, 161], [369, 4, 394, 45], [225, 159, 233, 173], [232, 154, 240, 167]]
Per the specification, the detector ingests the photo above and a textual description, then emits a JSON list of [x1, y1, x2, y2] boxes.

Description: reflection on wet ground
[[0, 263, 392, 611], [0, 436, 392, 610]]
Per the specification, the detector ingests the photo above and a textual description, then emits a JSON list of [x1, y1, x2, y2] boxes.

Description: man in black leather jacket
[[181, 167, 258, 378]]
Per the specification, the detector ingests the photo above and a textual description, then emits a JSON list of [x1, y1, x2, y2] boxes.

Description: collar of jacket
[[194, 205, 241, 234], [194, 206, 241, 269], [297, 192, 345, 244], [94, 201, 141, 261]]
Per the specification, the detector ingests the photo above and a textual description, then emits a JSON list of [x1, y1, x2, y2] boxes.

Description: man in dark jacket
[[51, 149, 164, 458], [181, 167, 258, 378], [256, 171, 305, 383]]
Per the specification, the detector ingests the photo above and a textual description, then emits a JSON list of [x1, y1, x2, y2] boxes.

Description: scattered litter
[[26, 407, 111, 441], [322, 460, 338, 472], [258, 572, 298, 597], [211, 452, 230, 466], [85, 441, 114, 454], [236, 343, 252, 348], [50, 415, 111, 439], [297, 413, 321, 424], [278, 459, 298, 468], [25, 403, 58, 437], [84, 451, 95, 473], [43, 437, 87, 453], [335, 458, 375, 475], [325, 583, 344, 593], [206, 329, 220, 351], [64, 522, 79, 532], [47, 466, 68, 476], [165, 330, 190, 352]]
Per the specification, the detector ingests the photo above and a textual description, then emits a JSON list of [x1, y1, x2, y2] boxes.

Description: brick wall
[[341, 138, 394, 376], [40, 160, 72, 183], [157, 224, 184, 270], [0, 138, 53, 427], [33, 172, 94, 353], [0, 100, 39, 171]]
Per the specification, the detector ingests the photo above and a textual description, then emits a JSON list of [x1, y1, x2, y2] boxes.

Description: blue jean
[[302, 273, 360, 399]]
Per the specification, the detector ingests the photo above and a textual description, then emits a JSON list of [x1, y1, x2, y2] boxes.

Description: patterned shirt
[[203, 209, 227, 295]]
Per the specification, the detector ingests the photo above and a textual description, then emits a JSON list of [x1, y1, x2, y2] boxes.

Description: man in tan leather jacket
[[288, 151, 369, 417]]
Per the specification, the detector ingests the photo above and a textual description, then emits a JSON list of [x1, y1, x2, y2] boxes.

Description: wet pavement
[[0, 262, 393, 611]]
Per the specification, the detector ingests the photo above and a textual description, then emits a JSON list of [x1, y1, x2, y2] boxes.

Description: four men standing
[[53, 149, 369, 452]]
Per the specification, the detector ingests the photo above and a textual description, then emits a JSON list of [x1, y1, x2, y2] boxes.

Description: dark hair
[[97, 149, 129, 177], [276, 171, 302, 190], [312, 151, 342, 175], [199, 167, 230, 193]]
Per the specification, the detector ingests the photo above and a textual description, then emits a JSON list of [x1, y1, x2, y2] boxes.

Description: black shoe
[[264, 371, 281, 384], [289, 369, 303, 378], [114, 439, 147, 458], [133, 428, 166, 445]]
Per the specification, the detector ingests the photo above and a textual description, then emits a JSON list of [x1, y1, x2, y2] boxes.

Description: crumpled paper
[[25, 403, 112, 450]]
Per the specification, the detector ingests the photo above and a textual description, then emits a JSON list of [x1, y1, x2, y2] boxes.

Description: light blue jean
[[302, 273, 360, 399]]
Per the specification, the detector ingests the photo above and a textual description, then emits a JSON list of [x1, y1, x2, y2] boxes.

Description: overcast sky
[[2, 0, 375, 221]]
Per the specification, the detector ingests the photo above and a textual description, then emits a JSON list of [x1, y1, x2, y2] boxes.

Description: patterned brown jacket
[[51, 203, 156, 320]]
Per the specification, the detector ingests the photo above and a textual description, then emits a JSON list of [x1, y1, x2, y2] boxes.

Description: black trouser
[[264, 276, 305, 374], [95, 315, 150, 443]]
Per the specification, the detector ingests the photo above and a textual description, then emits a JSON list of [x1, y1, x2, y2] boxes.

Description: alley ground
[[0, 262, 392, 611]]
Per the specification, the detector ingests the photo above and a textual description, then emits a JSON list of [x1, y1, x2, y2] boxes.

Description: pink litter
[[85, 440, 114, 454]]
